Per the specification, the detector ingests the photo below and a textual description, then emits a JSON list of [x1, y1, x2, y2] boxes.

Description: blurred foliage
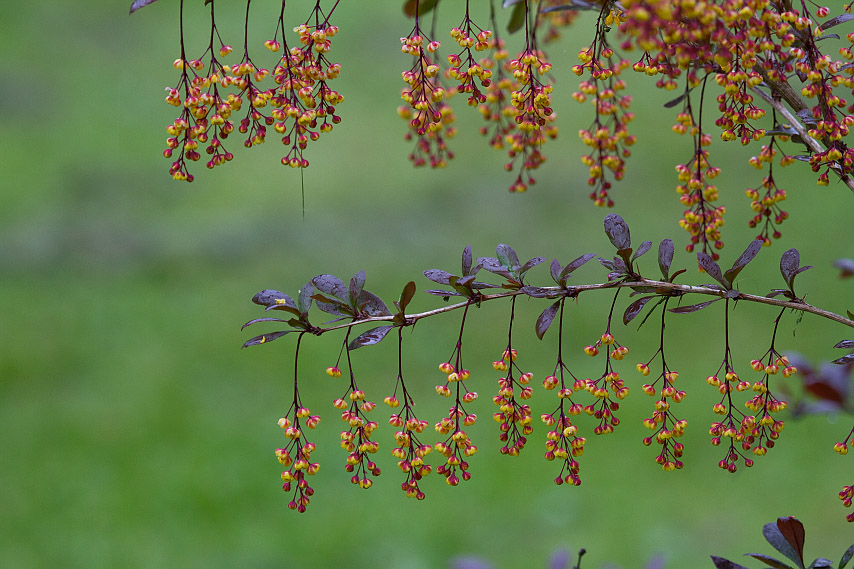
[[1, 1, 853, 568]]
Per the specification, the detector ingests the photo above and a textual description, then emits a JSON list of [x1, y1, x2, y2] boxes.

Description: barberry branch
[[306, 279, 854, 336]]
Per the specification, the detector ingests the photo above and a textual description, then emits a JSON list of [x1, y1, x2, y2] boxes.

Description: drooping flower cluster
[[398, 24, 456, 168], [163, 0, 342, 181], [573, 5, 634, 207], [268, 13, 343, 169], [491, 348, 534, 455]]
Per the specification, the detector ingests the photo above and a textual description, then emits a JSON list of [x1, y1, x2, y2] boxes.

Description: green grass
[[2, 1, 854, 568]]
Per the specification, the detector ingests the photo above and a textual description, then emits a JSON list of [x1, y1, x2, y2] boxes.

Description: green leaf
[[507, 2, 526, 33], [403, 0, 438, 18], [839, 543, 854, 569], [398, 281, 416, 312], [496, 243, 520, 270]]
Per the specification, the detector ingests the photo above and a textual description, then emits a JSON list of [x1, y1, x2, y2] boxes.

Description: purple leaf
[[698, 251, 727, 287], [833, 353, 854, 365], [425, 289, 462, 297], [835, 340, 854, 349], [462, 245, 473, 276], [669, 298, 720, 314], [297, 283, 314, 315], [745, 553, 796, 569], [424, 269, 454, 285], [632, 240, 653, 262], [252, 289, 295, 308], [724, 239, 762, 284], [624, 296, 655, 325], [550, 258, 561, 283], [349, 326, 393, 350], [780, 248, 799, 288], [520, 256, 546, 274], [129, 0, 159, 13], [819, 13, 854, 31], [659, 239, 674, 278], [536, 301, 561, 340], [349, 270, 366, 306], [776, 517, 805, 569], [313, 274, 347, 300], [521, 286, 562, 298], [710, 556, 750, 569], [561, 254, 597, 281], [242, 330, 293, 348], [241, 317, 290, 330], [357, 290, 391, 317], [604, 214, 631, 250], [763, 520, 805, 569]]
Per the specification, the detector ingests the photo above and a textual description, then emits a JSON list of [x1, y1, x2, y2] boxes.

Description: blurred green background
[[2, 1, 853, 567]]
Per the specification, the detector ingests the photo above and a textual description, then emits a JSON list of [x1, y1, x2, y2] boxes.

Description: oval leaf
[[349, 270, 366, 305], [496, 243, 520, 270], [357, 290, 392, 317], [536, 301, 561, 340], [507, 2, 526, 33], [780, 248, 800, 288], [698, 251, 727, 288], [424, 269, 454, 285], [253, 289, 295, 308], [659, 239, 674, 278], [834, 340, 854, 349], [298, 282, 314, 315], [604, 214, 631, 250], [632, 240, 653, 262], [313, 274, 347, 300], [349, 325, 393, 350], [624, 296, 655, 325], [462, 245, 473, 276], [398, 281, 416, 312], [763, 520, 805, 569], [819, 13, 854, 31]]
